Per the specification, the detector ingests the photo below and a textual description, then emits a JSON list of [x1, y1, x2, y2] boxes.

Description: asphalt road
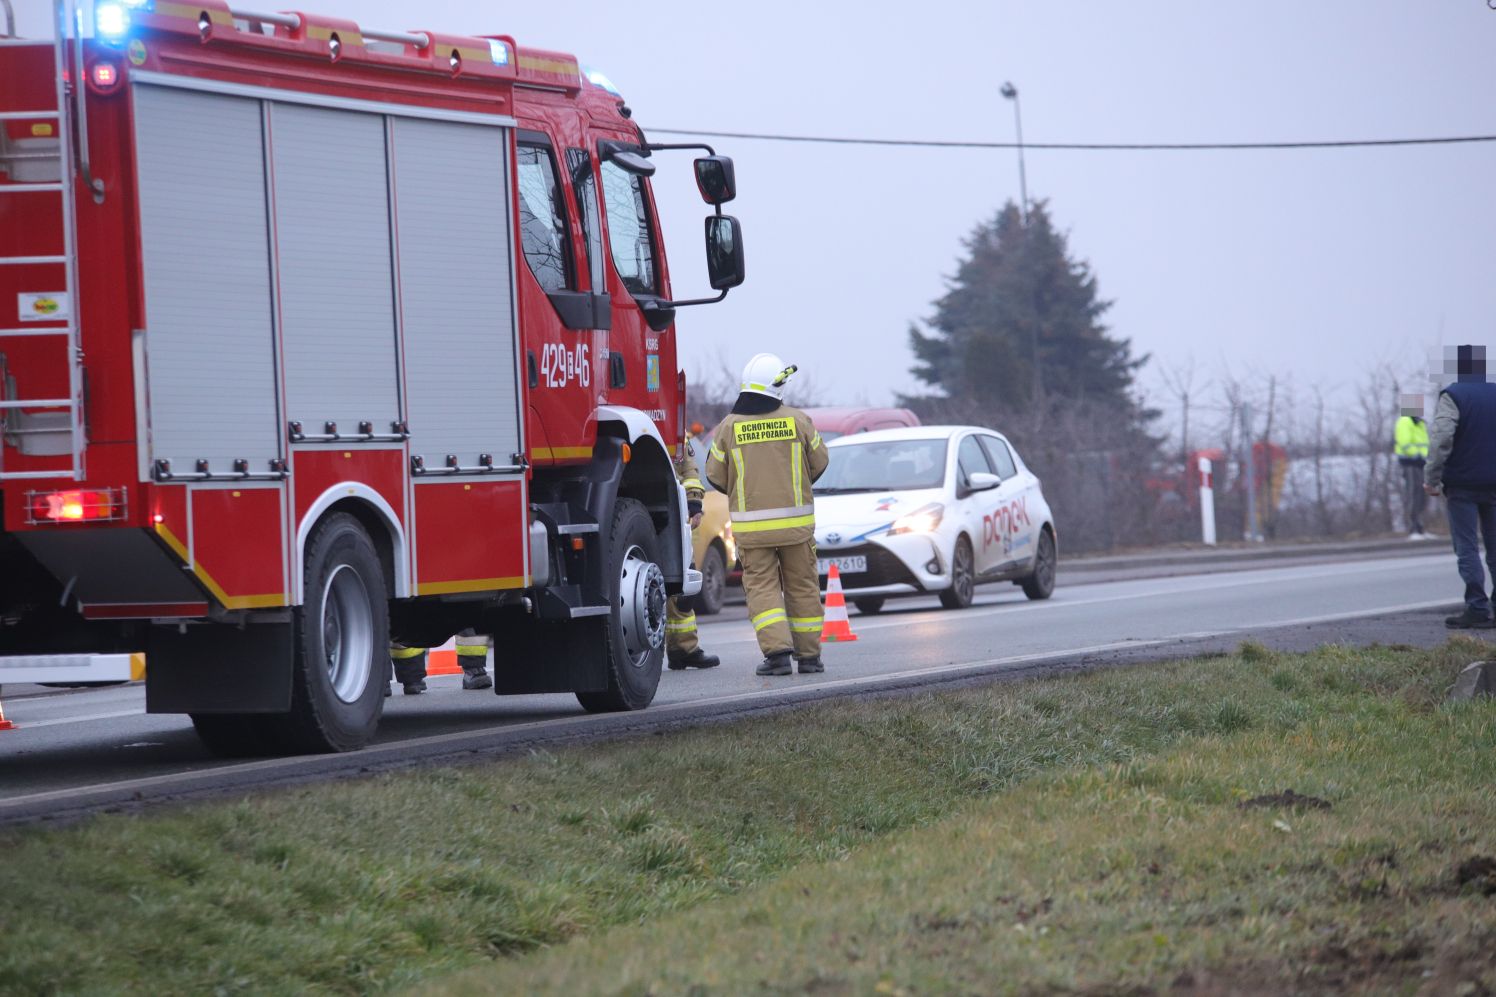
[[1, 548, 1484, 825]]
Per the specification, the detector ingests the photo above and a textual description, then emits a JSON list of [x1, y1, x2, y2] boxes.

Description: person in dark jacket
[[1424, 345, 1496, 629]]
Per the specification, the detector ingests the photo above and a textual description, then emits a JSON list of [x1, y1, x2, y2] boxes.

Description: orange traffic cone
[[820, 563, 859, 643], [425, 640, 461, 677], [0, 693, 15, 732]]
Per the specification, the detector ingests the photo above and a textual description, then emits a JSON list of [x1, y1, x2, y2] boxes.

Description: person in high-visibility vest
[[1394, 403, 1430, 538], [704, 354, 830, 676], [666, 441, 721, 669], [387, 630, 492, 695]]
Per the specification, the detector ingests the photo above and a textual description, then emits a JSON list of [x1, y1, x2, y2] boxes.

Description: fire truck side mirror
[[693, 156, 736, 205], [600, 141, 656, 177], [704, 215, 745, 291]]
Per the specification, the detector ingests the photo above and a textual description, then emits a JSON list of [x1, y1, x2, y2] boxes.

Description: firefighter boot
[[391, 647, 428, 695], [456, 631, 493, 689], [755, 651, 793, 676], [668, 647, 720, 670], [796, 655, 824, 674], [462, 665, 493, 690]]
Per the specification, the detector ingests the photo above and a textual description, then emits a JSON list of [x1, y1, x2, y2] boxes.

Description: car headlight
[[887, 502, 944, 536]]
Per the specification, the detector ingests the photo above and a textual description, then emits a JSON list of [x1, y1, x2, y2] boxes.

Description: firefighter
[[385, 631, 493, 696], [667, 438, 721, 670], [704, 354, 829, 675]]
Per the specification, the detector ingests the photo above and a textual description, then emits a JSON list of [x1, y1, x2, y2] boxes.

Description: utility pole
[[1242, 403, 1261, 542]]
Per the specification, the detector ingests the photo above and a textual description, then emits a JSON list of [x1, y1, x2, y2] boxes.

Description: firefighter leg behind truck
[[387, 630, 492, 695]]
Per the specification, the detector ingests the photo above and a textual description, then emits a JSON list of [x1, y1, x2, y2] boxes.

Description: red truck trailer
[[0, 0, 745, 754]]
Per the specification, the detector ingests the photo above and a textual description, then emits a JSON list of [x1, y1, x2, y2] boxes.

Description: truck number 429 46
[[539, 342, 589, 388]]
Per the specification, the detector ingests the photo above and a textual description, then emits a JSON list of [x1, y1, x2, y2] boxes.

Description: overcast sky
[[18, 1, 1494, 419]]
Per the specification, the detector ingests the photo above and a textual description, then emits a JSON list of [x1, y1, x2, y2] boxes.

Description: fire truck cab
[[0, 0, 745, 754]]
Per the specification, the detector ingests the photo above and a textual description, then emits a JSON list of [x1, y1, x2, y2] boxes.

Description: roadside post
[[1198, 456, 1217, 546]]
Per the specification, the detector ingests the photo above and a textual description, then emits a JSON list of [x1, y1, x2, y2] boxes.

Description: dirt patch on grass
[[1456, 855, 1496, 896], [1237, 789, 1331, 810]]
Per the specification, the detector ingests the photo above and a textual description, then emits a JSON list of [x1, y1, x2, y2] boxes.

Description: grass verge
[[1, 639, 1493, 994]]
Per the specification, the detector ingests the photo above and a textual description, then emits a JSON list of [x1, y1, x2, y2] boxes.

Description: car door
[[978, 434, 1038, 573], [953, 433, 1003, 576]]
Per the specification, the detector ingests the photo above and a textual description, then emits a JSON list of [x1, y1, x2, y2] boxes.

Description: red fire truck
[[0, 0, 745, 753]]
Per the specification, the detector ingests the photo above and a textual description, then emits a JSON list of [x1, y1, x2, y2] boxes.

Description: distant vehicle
[[812, 426, 1057, 613], [803, 407, 921, 442], [686, 437, 734, 615]]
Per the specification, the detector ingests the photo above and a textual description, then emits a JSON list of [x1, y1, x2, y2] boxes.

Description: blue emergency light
[[582, 66, 621, 96], [94, 0, 151, 43]]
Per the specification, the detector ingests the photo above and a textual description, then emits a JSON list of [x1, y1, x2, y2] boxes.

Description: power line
[[645, 127, 1496, 152]]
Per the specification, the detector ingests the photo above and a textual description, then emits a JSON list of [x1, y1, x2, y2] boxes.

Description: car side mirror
[[968, 471, 1001, 492], [693, 155, 736, 204], [705, 215, 745, 290]]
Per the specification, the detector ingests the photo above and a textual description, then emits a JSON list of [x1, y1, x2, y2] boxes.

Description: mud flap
[[145, 621, 294, 714], [490, 616, 609, 695]]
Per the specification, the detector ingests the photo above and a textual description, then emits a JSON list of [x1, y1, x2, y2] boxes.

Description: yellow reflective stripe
[[810, 432, 822, 449], [789, 621, 823, 632], [731, 514, 816, 533], [732, 448, 746, 513], [733, 503, 813, 522], [390, 647, 427, 658], [456, 646, 488, 657], [680, 477, 703, 490], [709, 442, 725, 461], [753, 609, 788, 631], [792, 441, 803, 506], [788, 616, 823, 625], [741, 381, 772, 393], [665, 622, 697, 632]]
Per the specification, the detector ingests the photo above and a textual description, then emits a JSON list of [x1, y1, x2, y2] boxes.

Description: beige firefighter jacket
[[674, 443, 705, 502], [704, 403, 829, 548]]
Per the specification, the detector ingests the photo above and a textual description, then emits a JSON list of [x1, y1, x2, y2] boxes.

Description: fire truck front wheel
[[577, 497, 666, 713], [276, 513, 389, 752]]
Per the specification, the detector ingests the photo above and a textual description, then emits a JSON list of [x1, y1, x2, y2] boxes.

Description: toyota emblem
[[826, 532, 842, 545]]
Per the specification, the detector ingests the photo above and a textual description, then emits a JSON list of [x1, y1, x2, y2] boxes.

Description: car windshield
[[815, 438, 948, 494]]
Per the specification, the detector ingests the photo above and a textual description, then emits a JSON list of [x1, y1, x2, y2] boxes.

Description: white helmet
[[740, 353, 799, 400]]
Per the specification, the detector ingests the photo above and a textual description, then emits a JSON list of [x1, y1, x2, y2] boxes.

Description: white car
[[812, 426, 1057, 613]]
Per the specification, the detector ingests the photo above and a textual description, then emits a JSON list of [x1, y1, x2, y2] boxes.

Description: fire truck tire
[[577, 497, 665, 713], [273, 513, 389, 752]]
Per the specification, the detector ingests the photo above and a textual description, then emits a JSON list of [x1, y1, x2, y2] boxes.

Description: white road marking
[[699, 559, 1454, 644], [10, 710, 143, 729]]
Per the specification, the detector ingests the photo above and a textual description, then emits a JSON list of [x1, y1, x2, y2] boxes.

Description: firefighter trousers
[[665, 596, 699, 658], [389, 630, 490, 682], [740, 540, 823, 660]]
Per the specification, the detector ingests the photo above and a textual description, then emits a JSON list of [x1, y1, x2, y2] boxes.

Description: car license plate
[[818, 555, 867, 575]]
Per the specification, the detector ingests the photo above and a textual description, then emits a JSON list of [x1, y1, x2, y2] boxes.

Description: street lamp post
[[1000, 81, 1028, 224], [1000, 81, 1040, 402]]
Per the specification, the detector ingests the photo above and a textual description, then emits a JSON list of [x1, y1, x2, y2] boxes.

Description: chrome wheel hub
[[618, 545, 666, 665], [321, 564, 373, 703]]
